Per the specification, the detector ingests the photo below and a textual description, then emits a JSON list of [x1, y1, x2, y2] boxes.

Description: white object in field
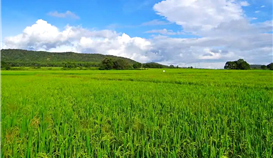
[[163, 70, 165, 72]]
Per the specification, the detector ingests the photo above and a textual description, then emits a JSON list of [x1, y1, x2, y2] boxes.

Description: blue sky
[[2, 0, 170, 37], [1, 0, 272, 68]]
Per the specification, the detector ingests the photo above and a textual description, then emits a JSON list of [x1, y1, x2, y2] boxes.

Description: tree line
[[2, 58, 272, 70], [1, 49, 137, 64], [224, 59, 273, 70], [1, 59, 169, 70], [98, 58, 165, 70]]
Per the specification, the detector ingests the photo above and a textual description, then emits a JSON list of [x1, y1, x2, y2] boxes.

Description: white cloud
[[77, 33, 156, 62], [154, 0, 244, 34], [141, 19, 170, 26], [254, 20, 273, 33], [240, 1, 249, 6], [145, 29, 184, 35], [151, 0, 272, 67], [3, 19, 155, 63], [48, 11, 80, 19]]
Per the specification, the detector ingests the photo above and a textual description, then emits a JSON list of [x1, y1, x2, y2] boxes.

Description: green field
[[1, 69, 273, 157]]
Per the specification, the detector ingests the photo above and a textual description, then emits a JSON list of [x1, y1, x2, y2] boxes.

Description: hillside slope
[[1, 49, 138, 65]]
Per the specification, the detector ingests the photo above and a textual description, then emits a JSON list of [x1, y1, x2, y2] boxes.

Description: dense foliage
[[224, 59, 250, 70], [2, 69, 273, 157], [1, 49, 137, 67], [267, 63, 273, 70], [1, 61, 11, 70], [133, 62, 142, 69], [99, 58, 114, 70], [113, 59, 131, 70], [1, 49, 171, 69], [261, 65, 267, 70], [143, 62, 167, 68], [99, 58, 132, 70]]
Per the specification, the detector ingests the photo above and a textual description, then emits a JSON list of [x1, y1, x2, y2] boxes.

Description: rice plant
[[1, 69, 273, 157]]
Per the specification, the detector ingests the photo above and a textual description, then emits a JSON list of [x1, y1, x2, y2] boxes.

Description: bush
[[63, 62, 77, 69], [113, 59, 131, 70], [133, 63, 142, 69], [267, 63, 273, 70], [1, 61, 11, 70], [261, 65, 267, 70], [224, 59, 250, 70], [143, 63, 164, 68], [99, 58, 114, 70]]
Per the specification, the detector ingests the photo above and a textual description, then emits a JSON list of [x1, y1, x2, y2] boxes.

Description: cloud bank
[[3, 0, 272, 68]]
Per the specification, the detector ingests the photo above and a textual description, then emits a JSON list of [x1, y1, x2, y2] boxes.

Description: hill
[[143, 62, 168, 68], [1, 49, 138, 67]]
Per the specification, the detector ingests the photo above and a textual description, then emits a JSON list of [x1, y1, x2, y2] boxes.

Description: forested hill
[[1, 49, 138, 66]]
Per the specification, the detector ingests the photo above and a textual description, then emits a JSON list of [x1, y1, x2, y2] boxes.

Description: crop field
[[1, 69, 273, 157]]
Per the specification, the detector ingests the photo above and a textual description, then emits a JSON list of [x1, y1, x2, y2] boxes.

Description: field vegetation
[[1, 69, 273, 157]]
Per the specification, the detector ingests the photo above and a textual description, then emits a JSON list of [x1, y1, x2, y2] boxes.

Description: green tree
[[143, 62, 164, 68], [224, 59, 250, 70], [63, 62, 77, 69], [99, 58, 114, 70], [224, 61, 237, 69], [267, 63, 273, 70], [113, 59, 131, 70], [133, 62, 142, 69], [261, 65, 267, 70], [237, 60, 250, 70], [1, 61, 11, 70], [33, 63, 41, 69]]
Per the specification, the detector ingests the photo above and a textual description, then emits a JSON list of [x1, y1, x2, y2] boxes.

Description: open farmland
[[1, 69, 273, 157]]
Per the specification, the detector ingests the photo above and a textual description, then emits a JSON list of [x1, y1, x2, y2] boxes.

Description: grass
[[1, 69, 273, 157]]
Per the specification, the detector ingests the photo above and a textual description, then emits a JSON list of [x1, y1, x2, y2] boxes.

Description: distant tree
[[238, 60, 250, 70], [224, 61, 237, 69], [261, 65, 267, 70], [33, 63, 41, 69], [63, 62, 77, 69], [113, 59, 131, 70], [170, 65, 175, 68], [1, 61, 11, 70], [224, 59, 250, 70], [267, 63, 273, 70], [133, 62, 142, 69], [99, 58, 114, 70], [143, 62, 164, 68]]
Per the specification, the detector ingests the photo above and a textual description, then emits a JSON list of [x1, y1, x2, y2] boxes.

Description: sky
[[1, 0, 272, 68]]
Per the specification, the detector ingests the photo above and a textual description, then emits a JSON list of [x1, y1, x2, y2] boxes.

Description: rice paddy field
[[1, 69, 273, 157]]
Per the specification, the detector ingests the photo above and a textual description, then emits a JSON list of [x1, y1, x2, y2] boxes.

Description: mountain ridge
[[1, 49, 139, 66]]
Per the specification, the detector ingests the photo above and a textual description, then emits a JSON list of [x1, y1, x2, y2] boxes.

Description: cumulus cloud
[[48, 11, 80, 19], [154, 0, 244, 34], [151, 0, 272, 66], [3, 0, 273, 68], [3, 19, 156, 63]]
